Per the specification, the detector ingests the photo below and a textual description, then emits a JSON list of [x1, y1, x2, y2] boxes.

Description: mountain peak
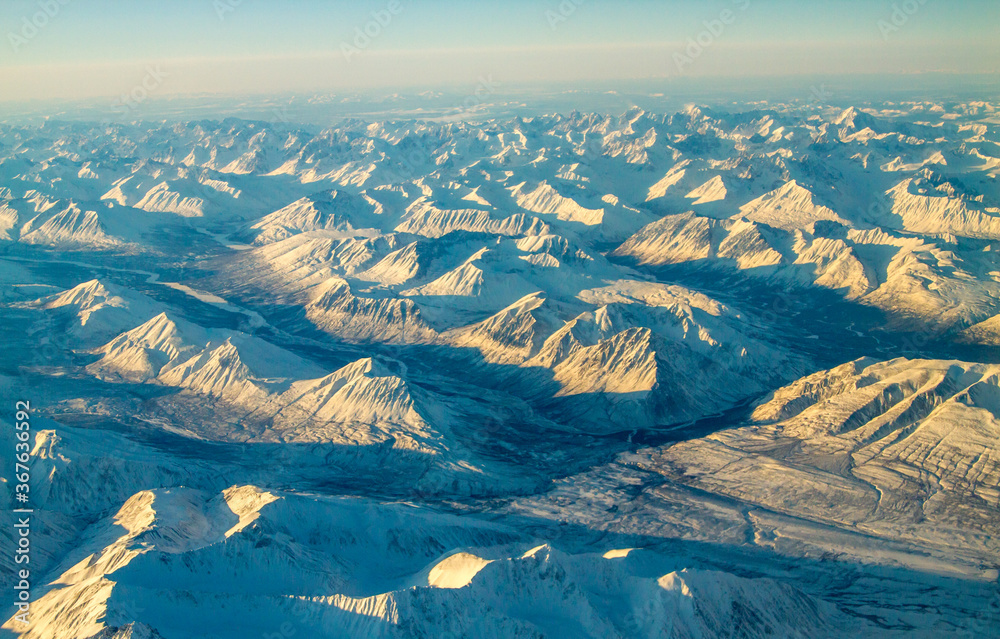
[[834, 106, 858, 127], [89, 312, 206, 383], [738, 180, 849, 231], [40, 279, 114, 310], [158, 339, 263, 402]]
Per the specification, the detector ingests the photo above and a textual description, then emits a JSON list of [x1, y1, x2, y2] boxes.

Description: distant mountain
[[614, 210, 1000, 339]]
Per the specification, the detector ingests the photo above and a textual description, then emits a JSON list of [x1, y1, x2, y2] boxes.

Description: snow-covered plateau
[[1, 101, 999, 637]]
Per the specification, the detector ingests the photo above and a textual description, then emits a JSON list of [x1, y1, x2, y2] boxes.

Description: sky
[[1, 0, 998, 102]]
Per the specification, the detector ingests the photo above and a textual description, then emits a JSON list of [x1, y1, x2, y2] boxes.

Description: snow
[[89, 312, 208, 382], [133, 182, 205, 218], [3, 101, 1000, 637], [648, 357, 1000, 560], [1, 480, 874, 639], [685, 175, 727, 205], [265, 357, 442, 450], [245, 190, 381, 245], [397, 197, 550, 239], [614, 207, 1000, 337], [884, 176, 1000, 239], [28, 280, 163, 345], [510, 180, 605, 226], [427, 552, 493, 589], [646, 160, 689, 201], [737, 180, 850, 231]]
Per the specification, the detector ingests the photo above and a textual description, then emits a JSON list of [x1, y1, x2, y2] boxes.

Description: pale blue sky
[[2, 0, 997, 100]]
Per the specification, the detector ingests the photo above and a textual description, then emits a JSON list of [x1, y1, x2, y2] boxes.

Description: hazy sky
[[2, 0, 998, 101]]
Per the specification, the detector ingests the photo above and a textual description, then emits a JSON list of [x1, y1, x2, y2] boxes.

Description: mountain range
[[1, 100, 999, 637]]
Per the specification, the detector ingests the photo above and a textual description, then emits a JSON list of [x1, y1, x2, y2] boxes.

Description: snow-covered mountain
[[2, 100, 1000, 637], [650, 357, 1000, 559], [24, 280, 164, 345], [614, 209, 1000, 339], [1, 478, 871, 639], [89, 312, 210, 382], [240, 189, 383, 245]]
